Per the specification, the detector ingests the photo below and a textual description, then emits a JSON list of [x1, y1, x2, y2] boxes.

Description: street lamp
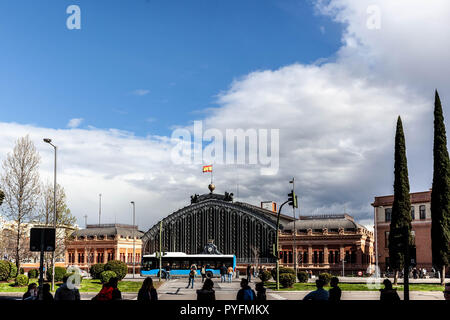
[[43, 138, 57, 292], [131, 201, 136, 279], [289, 178, 297, 280]]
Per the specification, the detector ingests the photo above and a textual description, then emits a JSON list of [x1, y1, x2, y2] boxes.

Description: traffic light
[[288, 190, 298, 208]]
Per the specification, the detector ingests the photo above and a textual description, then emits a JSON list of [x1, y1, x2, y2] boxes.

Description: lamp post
[[275, 200, 289, 290], [131, 201, 136, 279], [43, 138, 57, 292], [375, 206, 381, 278], [289, 178, 297, 279]]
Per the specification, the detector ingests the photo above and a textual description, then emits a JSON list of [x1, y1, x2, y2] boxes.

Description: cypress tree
[[388, 116, 412, 285], [431, 90, 450, 285]]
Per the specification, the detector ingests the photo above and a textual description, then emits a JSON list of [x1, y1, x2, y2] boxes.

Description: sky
[[0, 0, 449, 232]]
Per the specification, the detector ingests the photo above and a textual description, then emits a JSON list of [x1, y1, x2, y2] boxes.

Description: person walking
[[165, 263, 171, 281], [379, 279, 400, 302], [186, 267, 196, 289], [328, 277, 341, 302], [137, 277, 158, 301], [302, 279, 329, 301], [23, 283, 38, 301], [55, 275, 81, 301], [92, 277, 122, 301], [237, 278, 256, 301], [246, 264, 252, 283], [220, 265, 226, 283], [227, 265, 233, 283], [196, 278, 216, 301], [200, 265, 206, 283], [255, 282, 266, 301]]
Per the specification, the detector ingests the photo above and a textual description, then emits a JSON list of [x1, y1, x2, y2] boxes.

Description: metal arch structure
[[142, 193, 281, 261]]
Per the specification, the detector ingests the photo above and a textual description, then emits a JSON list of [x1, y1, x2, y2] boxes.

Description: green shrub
[[104, 260, 127, 280], [8, 262, 18, 278], [100, 270, 117, 284], [19, 268, 25, 275], [279, 273, 296, 288], [271, 267, 295, 280], [319, 272, 332, 285], [0, 260, 10, 281], [46, 266, 67, 282], [28, 269, 39, 279], [89, 263, 105, 279], [297, 271, 308, 283], [258, 270, 272, 282], [15, 274, 29, 287]]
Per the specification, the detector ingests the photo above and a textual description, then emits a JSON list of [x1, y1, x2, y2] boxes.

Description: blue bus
[[141, 252, 236, 278]]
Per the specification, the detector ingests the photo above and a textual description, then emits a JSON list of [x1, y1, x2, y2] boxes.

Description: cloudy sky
[[0, 0, 449, 231]]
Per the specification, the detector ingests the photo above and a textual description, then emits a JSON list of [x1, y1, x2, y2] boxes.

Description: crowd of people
[[21, 269, 450, 302]]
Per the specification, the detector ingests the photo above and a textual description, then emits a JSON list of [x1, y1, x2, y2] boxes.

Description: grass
[[0, 278, 162, 293], [265, 282, 445, 292]]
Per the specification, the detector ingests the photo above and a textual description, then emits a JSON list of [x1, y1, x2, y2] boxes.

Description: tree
[[38, 182, 76, 273], [388, 116, 412, 285], [430, 90, 450, 285], [0, 135, 41, 270]]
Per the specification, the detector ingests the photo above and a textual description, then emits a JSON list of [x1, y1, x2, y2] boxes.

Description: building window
[[411, 206, 415, 220], [385, 208, 392, 222], [385, 231, 389, 248], [419, 205, 426, 220]]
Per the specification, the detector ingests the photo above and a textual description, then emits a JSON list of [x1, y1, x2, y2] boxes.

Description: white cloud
[[67, 118, 84, 129], [132, 89, 150, 96]]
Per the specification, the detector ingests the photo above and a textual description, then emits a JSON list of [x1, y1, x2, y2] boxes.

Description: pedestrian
[[328, 277, 341, 302], [423, 268, 427, 278], [246, 264, 252, 283], [92, 277, 122, 301], [165, 263, 171, 281], [227, 265, 233, 283], [137, 277, 158, 301], [444, 283, 450, 301], [186, 267, 195, 289], [379, 279, 400, 302], [258, 266, 263, 278], [201, 265, 206, 283], [255, 282, 266, 301], [196, 278, 216, 301], [236, 278, 256, 301], [220, 265, 226, 283], [55, 275, 81, 301], [38, 283, 54, 301], [412, 268, 418, 279], [303, 279, 329, 301], [23, 283, 38, 301]]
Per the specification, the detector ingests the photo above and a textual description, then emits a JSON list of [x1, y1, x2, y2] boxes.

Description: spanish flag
[[203, 165, 213, 173]]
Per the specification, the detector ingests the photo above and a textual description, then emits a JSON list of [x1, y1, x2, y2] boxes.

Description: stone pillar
[[94, 248, 98, 264], [340, 245, 345, 261], [324, 245, 329, 265], [308, 246, 313, 265], [74, 249, 78, 264], [125, 248, 128, 263], [84, 248, 88, 268], [65, 250, 69, 267]]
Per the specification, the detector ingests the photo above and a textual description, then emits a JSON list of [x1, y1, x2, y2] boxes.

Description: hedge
[[15, 274, 29, 287], [46, 266, 67, 282], [258, 270, 272, 282], [100, 270, 117, 284], [28, 269, 39, 279], [8, 262, 18, 279], [271, 267, 295, 280], [0, 260, 10, 281], [319, 272, 332, 285], [297, 271, 308, 283], [104, 260, 127, 280], [19, 268, 25, 275], [89, 263, 105, 279], [279, 273, 296, 288]]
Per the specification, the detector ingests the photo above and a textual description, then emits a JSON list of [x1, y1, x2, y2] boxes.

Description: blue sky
[[0, 0, 342, 137]]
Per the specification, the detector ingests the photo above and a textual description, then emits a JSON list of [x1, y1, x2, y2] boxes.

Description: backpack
[[94, 286, 114, 301], [242, 288, 255, 301]]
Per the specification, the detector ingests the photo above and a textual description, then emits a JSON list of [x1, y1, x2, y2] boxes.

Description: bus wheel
[[206, 271, 213, 278]]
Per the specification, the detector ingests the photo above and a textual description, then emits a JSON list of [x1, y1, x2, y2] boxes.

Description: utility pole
[[289, 178, 297, 279], [159, 220, 163, 282], [131, 201, 136, 279], [98, 194, 102, 225], [276, 200, 289, 290]]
